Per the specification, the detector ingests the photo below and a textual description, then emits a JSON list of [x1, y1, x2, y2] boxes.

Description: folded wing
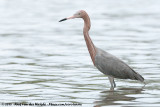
[[95, 48, 144, 82]]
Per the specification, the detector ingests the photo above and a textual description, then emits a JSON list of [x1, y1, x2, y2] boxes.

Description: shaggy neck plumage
[[82, 13, 96, 65]]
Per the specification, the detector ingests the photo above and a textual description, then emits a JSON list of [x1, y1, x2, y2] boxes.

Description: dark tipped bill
[[59, 18, 67, 22]]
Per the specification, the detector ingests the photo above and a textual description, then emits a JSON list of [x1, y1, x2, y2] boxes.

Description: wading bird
[[59, 10, 144, 91]]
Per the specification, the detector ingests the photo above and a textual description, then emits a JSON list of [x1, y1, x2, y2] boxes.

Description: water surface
[[0, 0, 160, 107]]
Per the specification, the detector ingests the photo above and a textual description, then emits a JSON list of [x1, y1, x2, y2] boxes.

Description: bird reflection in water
[[94, 87, 144, 107]]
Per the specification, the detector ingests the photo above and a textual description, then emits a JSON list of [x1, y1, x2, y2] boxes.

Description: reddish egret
[[59, 10, 144, 91]]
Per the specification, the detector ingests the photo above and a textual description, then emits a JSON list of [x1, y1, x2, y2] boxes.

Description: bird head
[[59, 10, 86, 22]]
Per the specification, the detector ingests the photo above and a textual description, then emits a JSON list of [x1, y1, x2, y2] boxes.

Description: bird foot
[[109, 87, 114, 92]]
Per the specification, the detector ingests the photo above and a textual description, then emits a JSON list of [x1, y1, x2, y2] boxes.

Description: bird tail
[[134, 73, 144, 82], [130, 68, 144, 83]]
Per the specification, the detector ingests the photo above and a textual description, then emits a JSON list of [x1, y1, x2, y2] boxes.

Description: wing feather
[[95, 48, 144, 82]]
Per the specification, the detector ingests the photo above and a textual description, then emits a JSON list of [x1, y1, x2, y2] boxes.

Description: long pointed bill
[[59, 18, 67, 22], [59, 16, 75, 22]]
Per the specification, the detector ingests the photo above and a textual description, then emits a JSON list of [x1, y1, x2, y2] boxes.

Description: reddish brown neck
[[82, 13, 96, 65]]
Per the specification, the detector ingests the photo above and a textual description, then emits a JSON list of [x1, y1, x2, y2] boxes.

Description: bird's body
[[59, 10, 144, 90], [95, 48, 144, 82]]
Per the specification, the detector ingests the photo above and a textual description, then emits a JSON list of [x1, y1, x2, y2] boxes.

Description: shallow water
[[0, 0, 160, 107]]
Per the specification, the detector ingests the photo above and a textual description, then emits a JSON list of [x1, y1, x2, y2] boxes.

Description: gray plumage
[[95, 47, 144, 82], [59, 10, 145, 91]]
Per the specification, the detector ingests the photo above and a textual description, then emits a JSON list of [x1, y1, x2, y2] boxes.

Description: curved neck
[[82, 13, 96, 65]]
